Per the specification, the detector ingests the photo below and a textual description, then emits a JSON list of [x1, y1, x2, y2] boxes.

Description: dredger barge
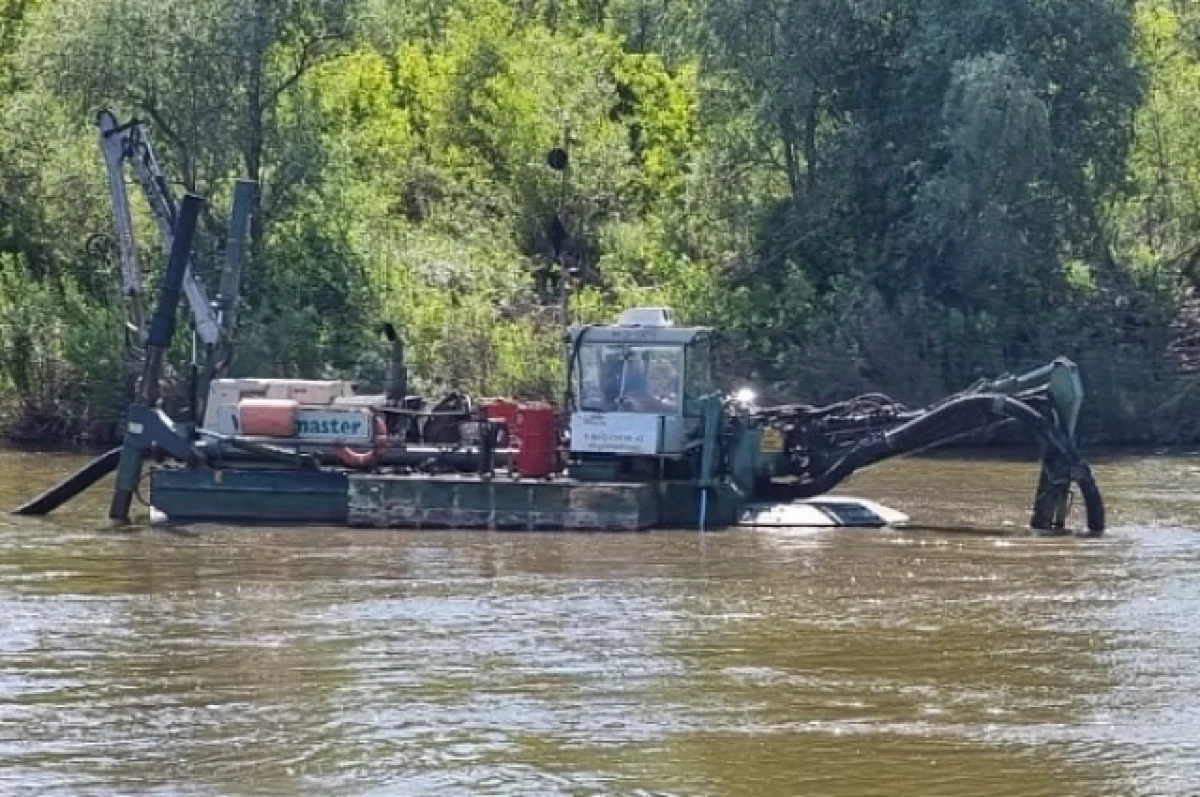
[[12, 111, 1104, 535]]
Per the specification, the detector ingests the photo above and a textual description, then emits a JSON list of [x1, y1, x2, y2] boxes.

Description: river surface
[[1, 450, 1199, 796]]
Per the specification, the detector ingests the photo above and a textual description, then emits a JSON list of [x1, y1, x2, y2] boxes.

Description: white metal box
[[203, 378, 354, 429]]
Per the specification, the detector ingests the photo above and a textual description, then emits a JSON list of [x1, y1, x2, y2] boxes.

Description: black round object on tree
[[547, 147, 569, 171]]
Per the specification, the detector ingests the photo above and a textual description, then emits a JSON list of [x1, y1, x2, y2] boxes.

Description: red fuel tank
[[237, 398, 299, 437], [514, 403, 557, 479]]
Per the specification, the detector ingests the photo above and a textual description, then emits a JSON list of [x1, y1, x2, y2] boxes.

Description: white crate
[[203, 379, 354, 429], [265, 380, 353, 404]]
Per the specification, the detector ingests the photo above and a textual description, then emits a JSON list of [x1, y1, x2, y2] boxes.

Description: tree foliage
[[0, 0, 1194, 445]]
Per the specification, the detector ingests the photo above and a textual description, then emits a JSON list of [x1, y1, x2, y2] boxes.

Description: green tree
[[22, 0, 360, 252], [0, 0, 1193, 446], [706, 0, 1146, 395], [1111, 3, 1200, 281], [0, 0, 40, 90]]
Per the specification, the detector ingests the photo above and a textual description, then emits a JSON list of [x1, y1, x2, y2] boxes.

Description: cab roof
[[569, 324, 711, 346]]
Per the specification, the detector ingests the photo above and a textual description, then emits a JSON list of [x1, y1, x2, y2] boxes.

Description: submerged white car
[[738, 497, 910, 529]]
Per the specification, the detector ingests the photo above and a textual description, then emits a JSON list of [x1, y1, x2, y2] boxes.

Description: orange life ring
[[336, 414, 388, 469]]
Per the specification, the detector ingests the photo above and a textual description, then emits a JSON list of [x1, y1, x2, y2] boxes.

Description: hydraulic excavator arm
[[97, 109, 222, 348], [97, 109, 255, 418], [734, 359, 1105, 536]]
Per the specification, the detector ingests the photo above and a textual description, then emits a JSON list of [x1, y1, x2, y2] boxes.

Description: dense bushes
[[0, 0, 1196, 446]]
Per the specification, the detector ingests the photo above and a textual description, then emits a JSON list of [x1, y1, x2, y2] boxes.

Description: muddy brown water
[[1, 449, 1199, 796]]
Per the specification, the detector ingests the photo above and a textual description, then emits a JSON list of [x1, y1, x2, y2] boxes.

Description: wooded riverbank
[[3, 1, 1200, 447]]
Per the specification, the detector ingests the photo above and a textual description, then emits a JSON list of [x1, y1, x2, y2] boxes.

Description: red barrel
[[481, 398, 520, 445], [515, 402, 557, 478]]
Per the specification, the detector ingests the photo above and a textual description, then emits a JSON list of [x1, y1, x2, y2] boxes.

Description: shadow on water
[[1, 449, 1199, 796]]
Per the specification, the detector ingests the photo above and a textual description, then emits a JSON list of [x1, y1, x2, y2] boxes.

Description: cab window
[[577, 344, 683, 414]]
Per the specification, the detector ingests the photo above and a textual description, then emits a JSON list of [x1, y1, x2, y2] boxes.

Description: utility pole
[[546, 120, 573, 409], [546, 122, 572, 331]]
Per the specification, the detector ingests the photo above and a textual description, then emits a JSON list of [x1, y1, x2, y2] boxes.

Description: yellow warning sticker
[[761, 428, 784, 454]]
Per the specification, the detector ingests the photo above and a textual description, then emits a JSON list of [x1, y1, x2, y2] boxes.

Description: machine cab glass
[[577, 344, 684, 414], [571, 307, 714, 420]]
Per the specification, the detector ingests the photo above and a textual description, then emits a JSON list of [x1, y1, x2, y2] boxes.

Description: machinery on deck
[[9, 114, 1105, 535]]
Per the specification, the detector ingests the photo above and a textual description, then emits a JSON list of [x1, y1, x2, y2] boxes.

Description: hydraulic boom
[[97, 109, 255, 422], [97, 109, 222, 347], [734, 359, 1104, 535]]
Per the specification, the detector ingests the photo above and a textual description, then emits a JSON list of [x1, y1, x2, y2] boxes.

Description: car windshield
[[577, 344, 683, 414]]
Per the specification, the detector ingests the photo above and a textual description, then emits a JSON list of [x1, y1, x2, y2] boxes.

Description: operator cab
[[568, 307, 715, 478]]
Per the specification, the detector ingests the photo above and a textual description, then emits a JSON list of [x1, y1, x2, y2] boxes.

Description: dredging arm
[[739, 359, 1105, 536], [98, 109, 255, 420], [97, 109, 222, 348]]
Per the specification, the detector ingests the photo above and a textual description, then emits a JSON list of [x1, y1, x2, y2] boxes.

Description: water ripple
[[2, 454, 1200, 795]]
